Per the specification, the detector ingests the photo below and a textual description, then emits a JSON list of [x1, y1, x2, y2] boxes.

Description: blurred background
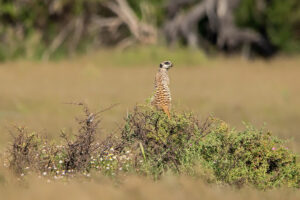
[[0, 0, 299, 152], [0, 1, 300, 199], [0, 0, 299, 60]]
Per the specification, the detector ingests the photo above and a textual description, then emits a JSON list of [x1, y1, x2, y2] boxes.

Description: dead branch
[[104, 0, 157, 45], [42, 20, 75, 60], [164, 0, 272, 56]]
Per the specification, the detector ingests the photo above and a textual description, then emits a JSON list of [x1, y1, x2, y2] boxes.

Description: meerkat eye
[[164, 61, 170, 65]]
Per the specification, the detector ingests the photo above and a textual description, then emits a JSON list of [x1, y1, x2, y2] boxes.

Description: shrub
[[9, 126, 43, 174], [117, 104, 210, 178], [117, 104, 300, 189], [8, 103, 105, 176], [236, 0, 300, 52], [61, 103, 100, 171], [197, 122, 300, 189], [6, 103, 300, 189]]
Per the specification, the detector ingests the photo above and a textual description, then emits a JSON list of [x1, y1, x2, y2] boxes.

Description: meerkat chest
[[155, 70, 171, 101]]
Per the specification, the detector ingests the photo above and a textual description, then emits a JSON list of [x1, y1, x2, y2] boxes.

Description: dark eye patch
[[164, 61, 170, 65]]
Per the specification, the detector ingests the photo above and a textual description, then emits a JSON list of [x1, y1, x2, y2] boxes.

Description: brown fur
[[151, 67, 172, 118]]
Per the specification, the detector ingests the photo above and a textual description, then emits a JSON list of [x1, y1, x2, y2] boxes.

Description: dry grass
[[0, 168, 300, 200], [0, 55, 299, 150], [0, 50, 300, 198]]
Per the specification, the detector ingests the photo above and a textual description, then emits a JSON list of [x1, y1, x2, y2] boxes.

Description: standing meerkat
[[151, 61, 173, 118]]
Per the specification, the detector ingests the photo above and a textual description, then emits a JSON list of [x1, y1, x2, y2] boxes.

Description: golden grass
[[1, 54, 299, 149], [0, 166, 300, 200], [0, 51, 300, 199]]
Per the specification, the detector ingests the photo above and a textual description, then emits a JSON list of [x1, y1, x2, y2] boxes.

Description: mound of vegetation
[[6, 104, 300, 189]]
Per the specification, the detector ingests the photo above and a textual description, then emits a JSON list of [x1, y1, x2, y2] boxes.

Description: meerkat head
[[159, 61, 173, 70]]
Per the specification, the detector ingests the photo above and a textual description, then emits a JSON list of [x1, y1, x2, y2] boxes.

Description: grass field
[[0, 49, 300, 199]]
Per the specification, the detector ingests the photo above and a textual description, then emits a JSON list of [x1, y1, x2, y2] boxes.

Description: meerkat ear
[[159, 63, 163, 68]]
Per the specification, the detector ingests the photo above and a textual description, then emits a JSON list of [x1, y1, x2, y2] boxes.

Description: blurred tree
[[0, 0, 299, 61], [163, 0, 273, 58], [236, 0, 300, 52]]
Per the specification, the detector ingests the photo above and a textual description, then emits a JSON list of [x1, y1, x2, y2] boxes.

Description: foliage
[[127, 0, 166, 25], [118, 104, 206, 178], [9, 127, 43, 174], [0, 0, 117, 61], [6, 103, 300, 189], [197, 122, 300, 189], [118, 104, 300, 189], [236, 0, 300, 52], [0, 0, 299, 60]]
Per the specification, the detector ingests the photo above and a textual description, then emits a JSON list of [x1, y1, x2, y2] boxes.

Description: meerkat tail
[[162, 105, 171, 119]]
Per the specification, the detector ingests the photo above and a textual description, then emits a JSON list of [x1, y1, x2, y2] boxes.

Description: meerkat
[[151, 61, 173, 118]]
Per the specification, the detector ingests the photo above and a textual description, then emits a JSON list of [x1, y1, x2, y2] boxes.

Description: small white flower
[[21, 173, 24, 177], [126, 150, 130, 154], [43, 172, 47, 176], [119, 167, 122, 171], [113, 156, 117, 160], [59, 160, 63, 164], [106, 167, 110, 170]]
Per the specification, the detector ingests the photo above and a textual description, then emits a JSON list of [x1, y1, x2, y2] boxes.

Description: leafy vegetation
[[197, 123, 300, 189], [236, 0, 300, 52], [0, 0, 299, 61], [5, 103, 300, 189]]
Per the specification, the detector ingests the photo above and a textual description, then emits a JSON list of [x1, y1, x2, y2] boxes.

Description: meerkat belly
[[152, 69, 171, 110], [155, 83, 171, 107]]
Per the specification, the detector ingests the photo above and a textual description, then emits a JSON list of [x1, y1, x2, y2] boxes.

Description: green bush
[[119, 104, 204, 178], [6, 104, 300, 189], [0, 0, 300, 60], [0, 0, 166, 61], [197, 122, 300, 189], [118, 104, 300, 189], [236, 0, 300, 52], [0, 0, 110, 61]]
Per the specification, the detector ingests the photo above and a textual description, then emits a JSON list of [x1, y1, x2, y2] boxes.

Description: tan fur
[[151, 67, 172, 118]]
